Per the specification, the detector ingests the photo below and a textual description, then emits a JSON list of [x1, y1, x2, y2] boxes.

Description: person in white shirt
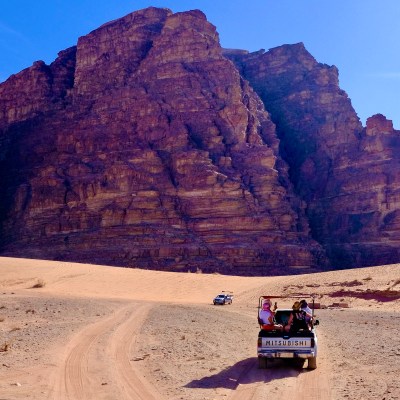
[[258, 298, 283, 331], [300, 299, 313, 327]]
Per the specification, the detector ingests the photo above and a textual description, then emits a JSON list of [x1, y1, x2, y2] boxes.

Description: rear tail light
[[257, 337, 262, 347]]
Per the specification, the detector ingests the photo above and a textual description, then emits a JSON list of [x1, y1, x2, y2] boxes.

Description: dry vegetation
[[0, 341, 11, 352], [30, 279, 46, 288]]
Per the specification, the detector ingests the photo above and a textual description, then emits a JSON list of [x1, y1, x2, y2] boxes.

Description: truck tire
[[308, 357, 317, 369], [258, 357, 267, 369]]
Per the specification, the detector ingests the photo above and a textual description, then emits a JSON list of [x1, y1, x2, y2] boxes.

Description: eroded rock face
[[227, 46, 400, 268], [0, 8, 325, 274], [329, 113, 400, 267]]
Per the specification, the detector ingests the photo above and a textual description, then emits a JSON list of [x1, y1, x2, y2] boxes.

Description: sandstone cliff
[[226, 45, 400, 268], [0, 8, 325, 274]]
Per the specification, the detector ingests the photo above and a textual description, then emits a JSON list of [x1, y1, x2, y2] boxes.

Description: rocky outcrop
[[0, 47, 76, 129], [226, 45, 400, 268], [3, 7, 400, 272], [328, 113, 400, 267], [0, 8, 325, 275]]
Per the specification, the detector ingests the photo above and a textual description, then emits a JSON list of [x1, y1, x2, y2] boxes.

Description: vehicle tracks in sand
[[47, 302, 164, 400]]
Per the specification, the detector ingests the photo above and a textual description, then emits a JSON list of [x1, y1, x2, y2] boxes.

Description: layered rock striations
[[3, 7, 400, 272], [226, 45, 400, 268], [332, 114, 400, 267], [0, 8, 325, 274]]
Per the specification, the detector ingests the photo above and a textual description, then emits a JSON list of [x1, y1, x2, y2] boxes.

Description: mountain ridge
[[1, 7, 399, 275]]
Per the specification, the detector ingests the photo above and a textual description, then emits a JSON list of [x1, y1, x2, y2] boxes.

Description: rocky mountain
[[0, 7, 398, 274], [226, 46, 400, 268]]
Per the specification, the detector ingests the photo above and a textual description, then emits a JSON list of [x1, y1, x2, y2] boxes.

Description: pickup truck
[[213, 291, 233, 305], [257, 296, 319, 369]]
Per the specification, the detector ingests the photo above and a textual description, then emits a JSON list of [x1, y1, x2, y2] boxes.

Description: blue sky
[[1, 1, 399, 128]]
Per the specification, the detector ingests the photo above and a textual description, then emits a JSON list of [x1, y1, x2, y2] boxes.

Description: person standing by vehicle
[[258, 299, 283, 331]]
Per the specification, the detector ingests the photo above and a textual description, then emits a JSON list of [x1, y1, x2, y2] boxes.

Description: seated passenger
[[300, 299, 313, 327], [284, 301, 309, 333], [258, 299, 283, 331]]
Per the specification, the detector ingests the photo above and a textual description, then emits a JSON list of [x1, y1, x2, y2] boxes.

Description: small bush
[[31, 279, 46, 289], [0, 342, 11, 352]]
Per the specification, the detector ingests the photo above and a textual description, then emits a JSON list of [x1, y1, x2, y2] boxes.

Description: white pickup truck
[[257, 295, 319, 369]]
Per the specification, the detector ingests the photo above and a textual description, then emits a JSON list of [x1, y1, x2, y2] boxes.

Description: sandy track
[[47, 303, 163, 400], [109, 303, 164, 400]]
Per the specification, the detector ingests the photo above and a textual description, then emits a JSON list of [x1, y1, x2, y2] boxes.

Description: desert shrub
[[31, 279, 46, 288], [0, 342, 11, 352]]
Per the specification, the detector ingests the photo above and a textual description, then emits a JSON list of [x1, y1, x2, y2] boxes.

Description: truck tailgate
[[259, 337, 313, 349]]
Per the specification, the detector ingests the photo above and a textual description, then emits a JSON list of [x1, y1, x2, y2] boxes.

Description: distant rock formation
[[226, 46, 400, 268], [0, 8, 326, 275], [2, 7, 400, 274]]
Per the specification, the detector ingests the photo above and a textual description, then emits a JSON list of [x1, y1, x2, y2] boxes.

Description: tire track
[[108, 303, 164, 400], [47, 303, 163, 400]]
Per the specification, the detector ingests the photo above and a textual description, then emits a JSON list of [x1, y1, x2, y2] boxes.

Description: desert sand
[[0, 256, 399, 400]]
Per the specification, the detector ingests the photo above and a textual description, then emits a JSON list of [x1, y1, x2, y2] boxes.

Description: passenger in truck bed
[[284, 301, 310, 333], [258, 299, 284, 331], [300, 299, 313, 328]]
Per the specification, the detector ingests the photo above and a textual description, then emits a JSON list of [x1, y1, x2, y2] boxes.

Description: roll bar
[[258, 294, 317, 319]]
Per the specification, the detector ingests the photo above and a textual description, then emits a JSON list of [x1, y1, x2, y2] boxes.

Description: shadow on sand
[[185, 357, 311, 390]]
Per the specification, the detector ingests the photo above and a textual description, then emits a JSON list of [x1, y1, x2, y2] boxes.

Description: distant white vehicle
[[213, 291, 233, 305]]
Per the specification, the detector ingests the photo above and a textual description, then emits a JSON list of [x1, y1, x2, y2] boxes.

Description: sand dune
[[0, 257, 399, 399]]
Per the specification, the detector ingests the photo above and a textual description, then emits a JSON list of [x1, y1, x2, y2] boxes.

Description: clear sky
[[1, 0, 399, 128]]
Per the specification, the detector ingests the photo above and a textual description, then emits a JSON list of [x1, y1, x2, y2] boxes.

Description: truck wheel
[[308, 357, 317, 369], [258, 357, 267, 369]]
